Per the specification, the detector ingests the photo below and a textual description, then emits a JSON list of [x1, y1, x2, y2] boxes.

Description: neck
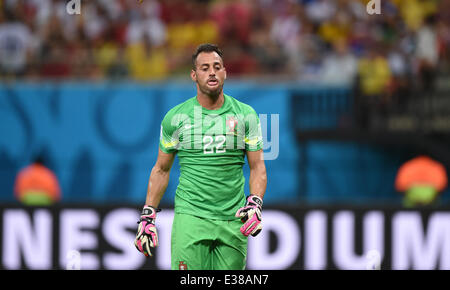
[[196, 91, 225, 110]]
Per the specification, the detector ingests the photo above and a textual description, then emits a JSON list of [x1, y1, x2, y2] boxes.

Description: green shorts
[[171, 213, 248, 270]]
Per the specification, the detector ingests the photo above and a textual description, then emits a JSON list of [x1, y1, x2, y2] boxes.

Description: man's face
[[191, 51, 227, 98]]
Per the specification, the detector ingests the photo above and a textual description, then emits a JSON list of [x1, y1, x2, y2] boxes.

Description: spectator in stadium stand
[[39, 37, 72, 79], [126, 33, 169, 81], [106, 44, 129, 79], [221, 40, 259, 76], [415, 14, 439, 94], [304, 0, 336, 25], [249, 26, 288, 75], [38, 12, 73, 79], [355, 46, 392, 129], [395, 155, 448, 208], [14, 156, 61, 206], [317, 11, 350, 47], [94, 23, 122, 78], [210, 0, 252, 46], [395, 0, 437, 33], [320, 38, 358, 86], [0, 0, 449, 82], [0, 4, 34, 78]]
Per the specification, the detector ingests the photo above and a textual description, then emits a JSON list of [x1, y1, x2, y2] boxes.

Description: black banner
[[0, 205, 449, 270]]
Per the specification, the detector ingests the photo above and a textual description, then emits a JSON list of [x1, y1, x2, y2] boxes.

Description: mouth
[[207, 79, 219, 86]]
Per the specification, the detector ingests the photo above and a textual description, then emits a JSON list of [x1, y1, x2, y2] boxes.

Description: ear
[[190, 69, 196, 82], [224, 67, 227, 80]]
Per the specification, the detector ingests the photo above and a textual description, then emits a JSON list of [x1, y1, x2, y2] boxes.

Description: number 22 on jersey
[[203, 135, 226, 154]]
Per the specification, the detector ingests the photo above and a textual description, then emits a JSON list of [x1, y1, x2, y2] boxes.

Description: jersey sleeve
[[159, 111, 179, 154], [244, 106, 263, 151]]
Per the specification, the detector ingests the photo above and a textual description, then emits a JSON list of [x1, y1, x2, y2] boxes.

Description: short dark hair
[[192, 43, 224, 70]]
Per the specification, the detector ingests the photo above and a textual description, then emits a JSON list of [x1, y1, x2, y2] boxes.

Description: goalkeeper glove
[[134, 205, 160, 257], [235, 195, 263, 237]]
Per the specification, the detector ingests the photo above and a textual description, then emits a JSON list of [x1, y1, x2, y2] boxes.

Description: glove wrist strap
[[141, 205, 161, 217], [248, 195, 263, 207]]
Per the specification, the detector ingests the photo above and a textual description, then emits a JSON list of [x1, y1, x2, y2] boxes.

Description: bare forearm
[[145, 166, 170, 208], [249, 165, 267, 200]]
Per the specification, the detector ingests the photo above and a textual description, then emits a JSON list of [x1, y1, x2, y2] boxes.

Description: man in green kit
[[134, 43, 268, 270]]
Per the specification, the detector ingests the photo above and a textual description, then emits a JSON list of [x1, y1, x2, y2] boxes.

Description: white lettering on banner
[[304, 211, 327, 270], [60, 210, 99, 270], [155, 210, 174, 270], [102, 209, 145, 269], [333, 211, 384, 270], [2, 209, 52, 269], [247, 210, 300, 270], [1, 208, 450, 270], [393, 212, 450, 270]]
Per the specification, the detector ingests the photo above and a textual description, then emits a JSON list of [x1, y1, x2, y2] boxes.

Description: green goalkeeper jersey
[[159, 94, 263, 220]]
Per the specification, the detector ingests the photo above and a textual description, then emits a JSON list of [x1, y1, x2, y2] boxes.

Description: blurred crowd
[[0, 0, 449, 92]]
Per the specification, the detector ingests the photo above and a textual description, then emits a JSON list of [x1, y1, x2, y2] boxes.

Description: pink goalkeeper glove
[[134, 205, 159, 257], [235, 195, 263, 237]]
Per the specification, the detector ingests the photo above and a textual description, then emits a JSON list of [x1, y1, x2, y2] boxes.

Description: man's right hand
[[235, 195, 263, 237], [134, 205, 159, 257]]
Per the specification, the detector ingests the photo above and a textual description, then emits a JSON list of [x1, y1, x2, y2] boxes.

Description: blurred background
[[0, 0, 450, 270]]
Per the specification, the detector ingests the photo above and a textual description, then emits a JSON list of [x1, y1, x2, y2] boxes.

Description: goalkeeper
[[134, 44, 267, 270]]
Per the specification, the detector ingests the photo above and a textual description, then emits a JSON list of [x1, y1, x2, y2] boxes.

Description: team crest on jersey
[[226, 116, 238, 135], [179, 261, 188, 270]]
